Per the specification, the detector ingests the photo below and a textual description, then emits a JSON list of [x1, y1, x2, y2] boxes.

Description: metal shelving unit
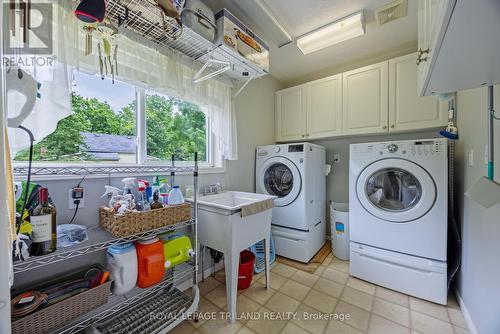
[[54, 263, 198, 334], [13, 219, 195, 274], [12, 165, 197, 177], [12, 155, 200, 334], [105, 0, 268, 81]]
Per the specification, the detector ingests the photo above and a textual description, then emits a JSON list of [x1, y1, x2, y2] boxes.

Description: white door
[[343, 62, 389, 135], [389, 53, 447, 131], [275, 87, 305, 142], [356, 159, 436, 223], [306, 75, 342, 139], [257, 157, 302, 207]]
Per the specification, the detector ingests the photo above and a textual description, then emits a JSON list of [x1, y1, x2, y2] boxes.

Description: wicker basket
[[99, 203, 192, 237], [11, 280, 112, 334]]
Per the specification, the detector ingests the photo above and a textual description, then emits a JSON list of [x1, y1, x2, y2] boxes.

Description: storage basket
[[99, 203, 192, 237], [11, 280, 112, 334]]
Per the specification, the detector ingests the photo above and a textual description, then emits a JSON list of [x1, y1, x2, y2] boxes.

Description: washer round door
[[257, 157, 301, 207], [356, 159, 436, 222]]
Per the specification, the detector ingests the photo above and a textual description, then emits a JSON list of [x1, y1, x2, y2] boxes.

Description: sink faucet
[[203, 183, 222, 196]]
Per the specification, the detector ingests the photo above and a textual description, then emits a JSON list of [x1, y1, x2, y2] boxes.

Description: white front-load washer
[[349, 138, 448, 304], [256, 143, 326, 263]]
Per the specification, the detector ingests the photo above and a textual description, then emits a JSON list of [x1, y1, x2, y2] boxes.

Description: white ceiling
[[205, 0, 418, 84]]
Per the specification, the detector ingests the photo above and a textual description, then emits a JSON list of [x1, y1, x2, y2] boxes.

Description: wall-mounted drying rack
[[105, 0, 268, 83]]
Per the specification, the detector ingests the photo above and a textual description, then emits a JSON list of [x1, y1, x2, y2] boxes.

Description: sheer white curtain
[[9, 1, 238, 160]]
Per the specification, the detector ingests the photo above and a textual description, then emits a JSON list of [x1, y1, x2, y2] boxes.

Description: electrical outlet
[[333, 153, 340, 164], [68, 188, 85, 209], [468, 149, 474, 167]]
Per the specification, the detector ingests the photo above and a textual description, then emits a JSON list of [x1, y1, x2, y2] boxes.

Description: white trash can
[[330, 202, 350, 260]]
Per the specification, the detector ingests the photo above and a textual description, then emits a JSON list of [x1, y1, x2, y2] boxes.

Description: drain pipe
[[487, 86, 495, 180]]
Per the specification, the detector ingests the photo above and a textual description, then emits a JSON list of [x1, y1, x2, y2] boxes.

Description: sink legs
[[264, 237, 270, 289], [224, 253, 240, 323]]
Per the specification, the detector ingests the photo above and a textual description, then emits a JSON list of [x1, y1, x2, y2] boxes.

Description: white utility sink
[[187, 191, 275, 322], [192, 191, 275, 212]]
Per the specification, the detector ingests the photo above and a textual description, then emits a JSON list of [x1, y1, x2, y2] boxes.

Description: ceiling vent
[[376, 0, 407, 25]]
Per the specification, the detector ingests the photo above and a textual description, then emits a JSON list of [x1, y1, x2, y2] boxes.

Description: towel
[[241, 199, 274, 218]]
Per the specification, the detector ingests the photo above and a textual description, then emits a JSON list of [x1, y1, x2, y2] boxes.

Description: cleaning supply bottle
[[150, 190, 163, 210], [136, 181, 150, 211], [101, 186, 122, 208], [168, 186, 184, 205], [122, 177, 136, 198], [107, 243, 138, 295]]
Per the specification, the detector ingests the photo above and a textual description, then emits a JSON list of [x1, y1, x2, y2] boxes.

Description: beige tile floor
[[171, 255, 469, 334]]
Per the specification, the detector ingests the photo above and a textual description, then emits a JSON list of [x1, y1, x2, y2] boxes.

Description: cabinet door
[[306, 75, 342, 139], [275, 87, 306, 142], [417, 0, 455, 95], [343, 62, 389, 135], [389, 53, 447, 131]]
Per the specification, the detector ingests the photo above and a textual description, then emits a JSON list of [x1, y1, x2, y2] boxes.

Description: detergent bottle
[[168, 186, 184, 205]]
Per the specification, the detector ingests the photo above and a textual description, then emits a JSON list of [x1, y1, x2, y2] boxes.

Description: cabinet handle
[[382, 125, 387, 130], [306, 134, 310, 137], [301, 134, 305, 138], [417, 48, 430, 57], [390, 124, 395, 128], [416, 56, 428, 66]]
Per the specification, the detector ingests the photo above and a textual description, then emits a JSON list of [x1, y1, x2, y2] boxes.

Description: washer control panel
[[351, 139, 445, 157]]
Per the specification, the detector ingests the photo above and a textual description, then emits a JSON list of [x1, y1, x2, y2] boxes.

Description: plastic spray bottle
[[102, 186, 122, 209], [136, 181, 150, 211], [122, 178, 136, 198]]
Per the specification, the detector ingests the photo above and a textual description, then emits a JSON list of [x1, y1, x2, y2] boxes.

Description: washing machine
[[256, 143, 326, 263], [349, 138, 448, 304]]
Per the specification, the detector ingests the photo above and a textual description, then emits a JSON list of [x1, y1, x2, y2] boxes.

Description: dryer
[[256, 143, 326, 263], [349, 138, 448, 304]]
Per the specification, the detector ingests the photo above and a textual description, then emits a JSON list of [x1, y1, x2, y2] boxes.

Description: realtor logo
[[3, 1, 53, 55]]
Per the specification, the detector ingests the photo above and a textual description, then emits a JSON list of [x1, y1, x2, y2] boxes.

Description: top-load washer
[[349, 138, 448, 304], [256, 143, 326, 262]]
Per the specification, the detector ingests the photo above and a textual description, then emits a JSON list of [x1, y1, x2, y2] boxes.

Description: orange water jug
[[135, 238, 164, 288]]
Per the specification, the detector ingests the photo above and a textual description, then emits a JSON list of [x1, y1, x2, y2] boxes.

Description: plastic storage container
[[181, 0, 216, 42], [168, 186, 185, 205], [237, 250, 255, 290], [107, 243, 138, 295], [330, 202, 350, 260], [135, 238, 165, 288]]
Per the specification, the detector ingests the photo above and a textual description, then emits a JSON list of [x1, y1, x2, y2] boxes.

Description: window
[[12, 71, 213, 166], [13, 71, 137, 163], [145, 91, 208, 164]]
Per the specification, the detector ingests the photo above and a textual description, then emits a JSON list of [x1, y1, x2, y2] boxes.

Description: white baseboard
[[454, 288, 479, 334]]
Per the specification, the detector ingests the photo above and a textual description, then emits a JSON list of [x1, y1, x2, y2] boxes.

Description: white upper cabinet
[[418, 0, 500, 96], [389, 53, 447, 131], [275, 86, 306, 142], [306, 75, 342, 139], [343, 62, 389, 135]]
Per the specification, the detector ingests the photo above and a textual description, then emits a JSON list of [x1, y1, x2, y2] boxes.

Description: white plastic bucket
[[330, 202, 350, 260]]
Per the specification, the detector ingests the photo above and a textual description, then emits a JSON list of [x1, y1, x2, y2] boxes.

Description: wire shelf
[[14, 219, 195, 274], [53, 263, 197, 334], [12, 164, 196, 177], [105, 0, 268, 81]]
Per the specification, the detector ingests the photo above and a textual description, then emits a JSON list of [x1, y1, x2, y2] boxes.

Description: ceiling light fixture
[[296, 11, 365, 55]]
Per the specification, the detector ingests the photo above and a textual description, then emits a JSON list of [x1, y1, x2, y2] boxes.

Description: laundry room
[[1, 1, 500, 334]]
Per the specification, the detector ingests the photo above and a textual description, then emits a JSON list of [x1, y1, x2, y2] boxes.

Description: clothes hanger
[[233, 73, 256, 98], [192, 59, 231, 84]]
